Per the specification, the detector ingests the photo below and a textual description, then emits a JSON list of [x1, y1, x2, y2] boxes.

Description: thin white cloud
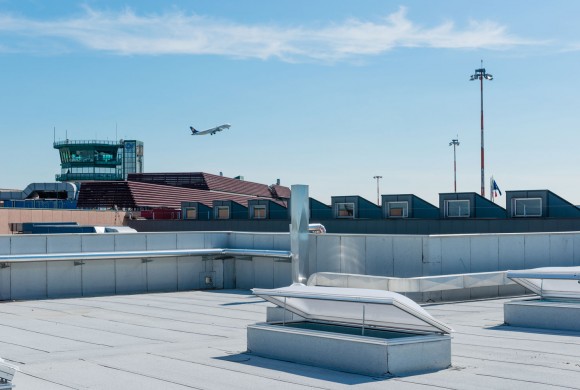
[[0, 6, 536, 61]]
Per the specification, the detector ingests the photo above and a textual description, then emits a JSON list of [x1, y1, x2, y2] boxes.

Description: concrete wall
[[1, 230, 580, 301]]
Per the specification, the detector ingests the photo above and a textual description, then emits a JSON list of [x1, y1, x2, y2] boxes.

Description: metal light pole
[[470, 61, 493, 197], [449, 138, 460, 192], [373, 176, 382, 205]]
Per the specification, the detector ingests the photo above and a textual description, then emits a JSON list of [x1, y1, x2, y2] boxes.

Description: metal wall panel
[[115, 234, 147, 251], [364, 236, 394, 277], [0, 236, 9, 299], [177, 256, 204, 290], [574, 235, 580, 266], [176, 232, 205, 249], [393, 236, 423, 277], [146, 233, 177, 250], [523, 234, 550, 268], [11, 262, 47, 299], [11, 235, 46, 254], [498, 234, 525, 270], [0, 265, 9, 300], [253, 257, 274, 288], [47, 234, 82, 253], [234, 258, 254, 289], [273, 260, 292, 288], [499, 283, 526, 297], [440, 236, 471, 274], [470, 235, 499, 272], [549, 234, 574, 266], [82, 234, 115, 252], [211, 259, 224, 289], [306, 236, 316, 277], [423, 236, 441, 276], [47, 261, 82, 298], [253, 234, 274, 250], [340, 236, 366, 275], [273, 233, 290, 250], [315, 235, 341, 273], [231, 233, 254, 249], [441, 289, 470, 302], [115, 259, 147, 294], [146, 258, 178, 292], [205, 232, 229, 248], [82, 259, 116, 296], [0, 236, 9, 255], [469, 286, 499, 300], [223, 259, 235, 289], [347, 274, 389, 290]]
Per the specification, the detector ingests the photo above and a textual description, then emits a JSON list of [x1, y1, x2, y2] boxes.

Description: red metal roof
[[127, 172, 290, 199], [77, 181, 286, 210]]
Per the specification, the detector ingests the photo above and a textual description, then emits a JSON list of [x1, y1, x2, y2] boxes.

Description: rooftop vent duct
[[290, 184, 309, 284]]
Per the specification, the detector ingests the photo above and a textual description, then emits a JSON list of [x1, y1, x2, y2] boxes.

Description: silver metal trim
[[0, 248, 291, 263]]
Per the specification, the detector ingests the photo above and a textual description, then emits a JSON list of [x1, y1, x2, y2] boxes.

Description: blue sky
[[1, 1, 579, 206]]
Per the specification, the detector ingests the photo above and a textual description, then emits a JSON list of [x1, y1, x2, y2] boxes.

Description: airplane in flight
[[190, 124, 231, 136]]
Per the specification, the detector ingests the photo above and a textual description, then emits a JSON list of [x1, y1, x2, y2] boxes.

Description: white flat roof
[[2, 290, 580, 389]]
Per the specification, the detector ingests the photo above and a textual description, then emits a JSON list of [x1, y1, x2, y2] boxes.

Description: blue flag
[[492, 179, 502, 196]]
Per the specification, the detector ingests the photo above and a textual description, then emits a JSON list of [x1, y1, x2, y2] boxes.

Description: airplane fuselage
[[190, 124, 231, 136]]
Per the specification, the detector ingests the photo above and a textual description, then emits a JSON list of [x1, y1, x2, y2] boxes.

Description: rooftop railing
[[55, 173, 124, 181], [53, 140, 121, 147]]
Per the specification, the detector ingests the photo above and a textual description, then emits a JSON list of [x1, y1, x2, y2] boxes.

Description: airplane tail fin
[[190, 126, 198, 134]]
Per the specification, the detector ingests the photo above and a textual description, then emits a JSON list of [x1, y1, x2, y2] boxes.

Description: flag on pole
[[492, 179, 502, 197]]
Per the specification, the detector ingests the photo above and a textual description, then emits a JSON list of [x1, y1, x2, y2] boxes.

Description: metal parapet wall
[[1, 230, 579, 301], [0, 231, 291, 301]]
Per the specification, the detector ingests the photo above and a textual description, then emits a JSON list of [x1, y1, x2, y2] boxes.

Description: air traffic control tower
[[54, 139, 144, 182]]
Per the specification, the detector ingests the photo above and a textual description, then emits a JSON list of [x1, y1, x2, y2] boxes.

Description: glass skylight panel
[[507, 267, 580, 300], [252, 284, 453, 334]]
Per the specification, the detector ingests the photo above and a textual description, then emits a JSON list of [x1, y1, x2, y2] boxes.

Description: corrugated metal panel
[[127, 172, 291, 200], [77, 181, 284, 210]]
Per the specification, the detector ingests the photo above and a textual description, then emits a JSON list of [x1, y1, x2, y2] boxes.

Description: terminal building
[[2, 137, 580, 235]]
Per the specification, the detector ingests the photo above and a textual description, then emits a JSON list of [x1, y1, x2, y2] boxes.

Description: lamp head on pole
[[470, 67, 493, 82]]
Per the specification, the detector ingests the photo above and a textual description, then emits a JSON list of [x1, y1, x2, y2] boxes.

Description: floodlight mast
[[449, 138, 460, 192], [470, 61, 493, 197]]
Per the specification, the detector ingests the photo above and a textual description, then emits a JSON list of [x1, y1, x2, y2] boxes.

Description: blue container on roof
[[439, 192, 506, 219], [381, 194, 438, 219], [181, 201, 212, 220], [506, 190, 580, 218], [331, 196, 382, 219], [247, 199, 288, 220], [212, 200, 247, 220]]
